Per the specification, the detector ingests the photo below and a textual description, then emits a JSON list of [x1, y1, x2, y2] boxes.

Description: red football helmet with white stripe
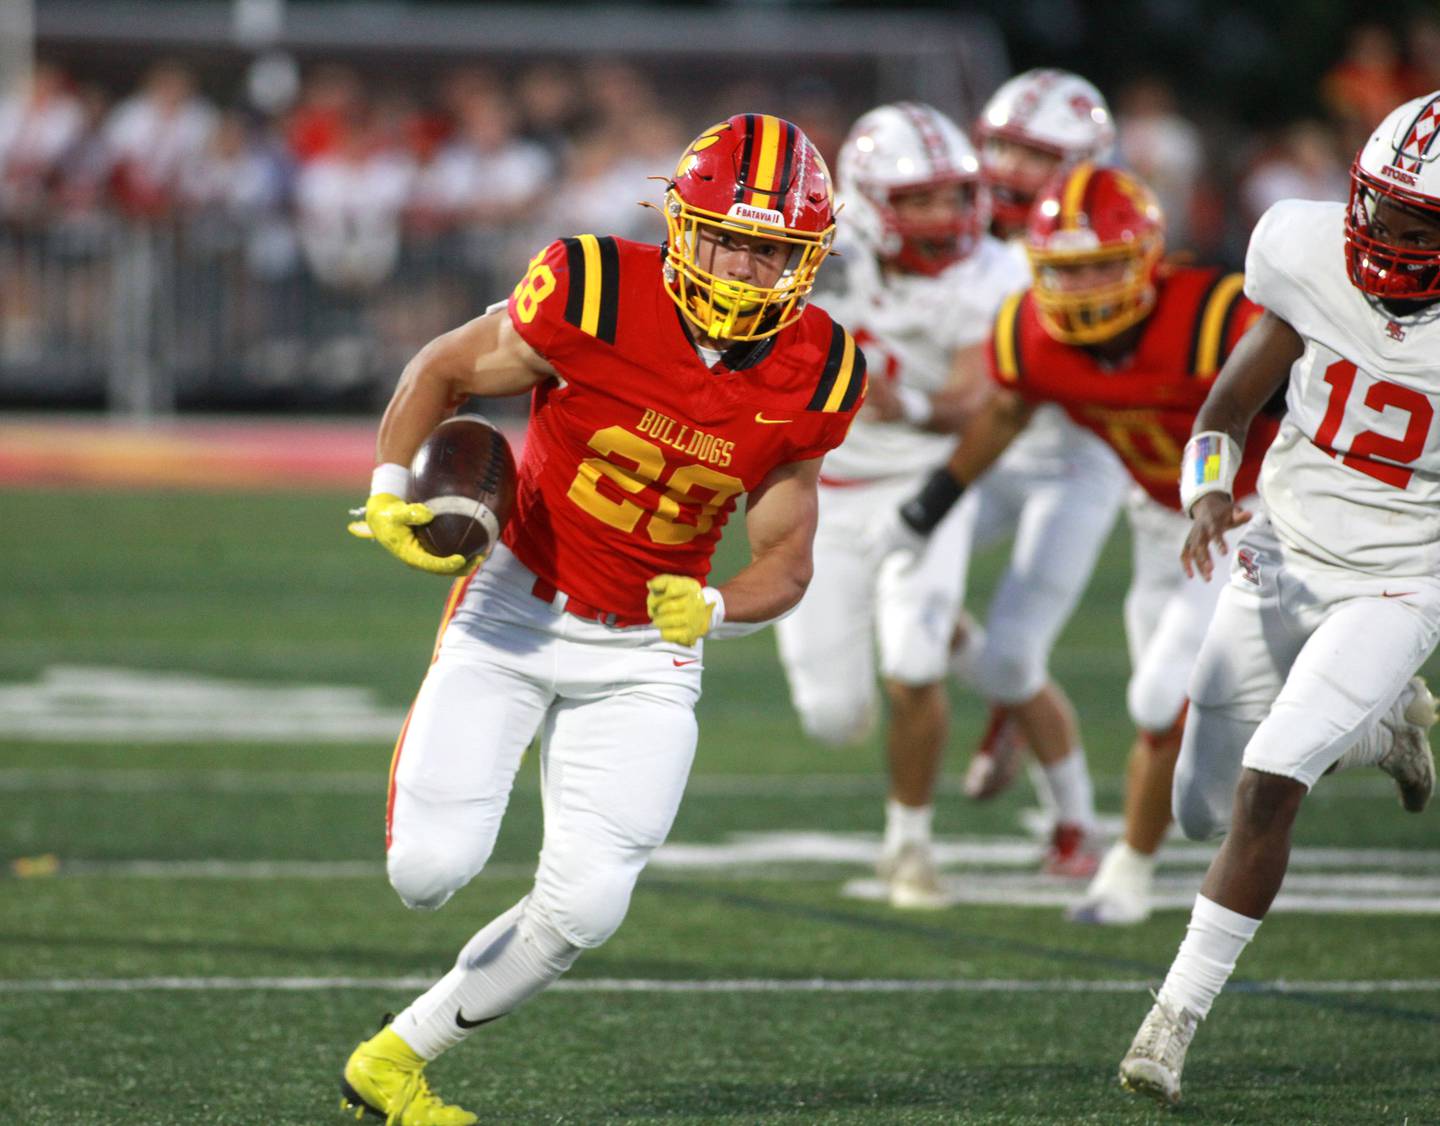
[[838, 101, 986, 276], [664, 114, 836, 340], [1346, 91, 1440, 304]]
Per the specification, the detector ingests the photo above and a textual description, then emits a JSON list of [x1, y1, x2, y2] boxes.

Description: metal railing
[[0, 211, 518, 414]]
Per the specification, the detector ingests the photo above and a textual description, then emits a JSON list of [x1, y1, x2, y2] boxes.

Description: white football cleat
[[1379, 676, 1437, 813], [1066, 841, 1154, 926], [1119, 995, 1200, 1107], [879, 841, 949, 910]]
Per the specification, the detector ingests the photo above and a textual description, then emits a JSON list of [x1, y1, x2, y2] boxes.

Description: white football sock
[[1043, 747, 1094, 829], [883, 799, 933, 854], [1156, 893, 1261, 1019], [392, 897, 582, 1059]]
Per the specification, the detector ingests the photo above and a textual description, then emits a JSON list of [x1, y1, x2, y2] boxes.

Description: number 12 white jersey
[[1245, 199, 1440, 576]]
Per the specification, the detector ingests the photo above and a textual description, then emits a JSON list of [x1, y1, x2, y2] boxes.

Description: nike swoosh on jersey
[[454, 1010, 503, 1030], [673, 658, 700, 667], [1382, 591, 1418, 599], [754, 413, 792, 424]]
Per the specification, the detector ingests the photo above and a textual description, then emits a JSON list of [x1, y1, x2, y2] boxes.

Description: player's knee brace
[[798, 694, 875, 747], [540, 865, 642, 948], [972, 643, 1046, 706], [1127, 672, 1187, 735], [387, 842, 480, 911]]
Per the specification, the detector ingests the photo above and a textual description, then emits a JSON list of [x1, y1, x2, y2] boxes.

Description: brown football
[[407, 415, 518, 562]]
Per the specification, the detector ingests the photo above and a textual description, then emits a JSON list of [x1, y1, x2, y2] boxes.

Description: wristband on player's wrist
[[702, 586, 726, 631], [1179, 431, 1241, 516], [899, 467, 966, 535], [370, 462, 411, 498]]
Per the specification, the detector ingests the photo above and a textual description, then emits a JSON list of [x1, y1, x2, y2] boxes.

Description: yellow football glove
[[347, 492, 472, 576], [646, 574, 722, 646]]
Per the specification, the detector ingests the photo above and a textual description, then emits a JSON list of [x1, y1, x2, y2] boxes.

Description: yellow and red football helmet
[[664, 114, 836, 341], [1025, 163, 1165, 345]]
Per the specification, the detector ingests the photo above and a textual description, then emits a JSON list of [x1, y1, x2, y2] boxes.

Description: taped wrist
[[370, 462, 411, 498], [899, 467, 965, 535], [1179, 432, 1241, 515]]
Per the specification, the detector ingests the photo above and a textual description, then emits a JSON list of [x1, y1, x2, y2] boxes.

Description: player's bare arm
[[1181, 311, 1302, 580], [645, 456, 824, 645], [376, 311, 556, 467], [927, 341, 995, 433], [355, 312, 557, 576], [947, 382, 1034, 483], [887, 383, 1034, 545], [723, 455, 823, 622]]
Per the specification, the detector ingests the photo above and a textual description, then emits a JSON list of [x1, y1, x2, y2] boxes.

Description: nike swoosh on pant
[[673, 658, 699, 667]]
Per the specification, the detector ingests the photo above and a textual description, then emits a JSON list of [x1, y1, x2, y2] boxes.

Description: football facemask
[[663, 114, 836, 341], [976, 69, 1115, 234], [1345, 92, 1440, 307], [838, 102, 986, 277], [1026, 163, 1165, 345]]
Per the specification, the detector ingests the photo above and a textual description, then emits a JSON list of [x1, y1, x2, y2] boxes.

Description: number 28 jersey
[[1247, 200, 1440, 576], [503, 235, 865, 620]]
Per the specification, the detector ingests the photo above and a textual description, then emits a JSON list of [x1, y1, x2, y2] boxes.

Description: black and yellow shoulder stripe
[[1187, 271, 1247, 378], [560, 234, 620, 344], [806, 323, 867, 413], [990, 291, 1026, 384]]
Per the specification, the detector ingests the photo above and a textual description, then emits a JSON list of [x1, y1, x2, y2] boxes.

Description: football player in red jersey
[[879, 164, 1278, 928], [338, 113, 864, 1125]]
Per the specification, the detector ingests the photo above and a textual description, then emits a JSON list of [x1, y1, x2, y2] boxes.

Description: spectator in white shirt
[[104, 60, 216, 218], [0, 61, 85, 219]]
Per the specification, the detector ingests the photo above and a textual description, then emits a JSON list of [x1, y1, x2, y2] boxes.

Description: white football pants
[[1174, 512, 1440, 840], [385, 543, 701, 949], [776, 473, 973, 745], [950, 434, 1127, 706], [1121, 490, 1241, 734]]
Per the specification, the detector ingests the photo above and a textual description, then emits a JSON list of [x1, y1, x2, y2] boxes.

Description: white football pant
[[1174, 512, 1440, 840], [1121, 490, 1239, 734], [385, 543, 701, 949], [777, 473, 973, 745], [950, 442, 1127, 705]]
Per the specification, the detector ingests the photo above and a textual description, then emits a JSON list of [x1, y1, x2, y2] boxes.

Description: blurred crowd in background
[[2, 9, 1439, 411]]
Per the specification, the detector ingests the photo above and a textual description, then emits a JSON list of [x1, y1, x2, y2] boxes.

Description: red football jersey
[[504, 235, 865, 619], [987, 267, 1277, 510]]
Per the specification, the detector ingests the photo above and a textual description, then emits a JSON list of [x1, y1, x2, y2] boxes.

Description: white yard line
[[3, 976, 1439, 995], [0, 768, 1404, 799]]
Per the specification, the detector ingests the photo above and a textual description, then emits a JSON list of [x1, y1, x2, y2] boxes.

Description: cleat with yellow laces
[[339, 1020, 477, 1126]]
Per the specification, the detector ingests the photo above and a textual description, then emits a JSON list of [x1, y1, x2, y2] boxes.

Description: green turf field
[[2, 488, 1438, 1125]]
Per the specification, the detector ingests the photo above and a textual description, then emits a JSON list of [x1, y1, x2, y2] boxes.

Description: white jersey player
[[1120, 92, 1440, 1108], [776, 102, 1028, 907], [953, 70, 1131, 872]]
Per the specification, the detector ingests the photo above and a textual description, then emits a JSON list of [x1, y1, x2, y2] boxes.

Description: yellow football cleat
[[339, 1023, 477, 1126]]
